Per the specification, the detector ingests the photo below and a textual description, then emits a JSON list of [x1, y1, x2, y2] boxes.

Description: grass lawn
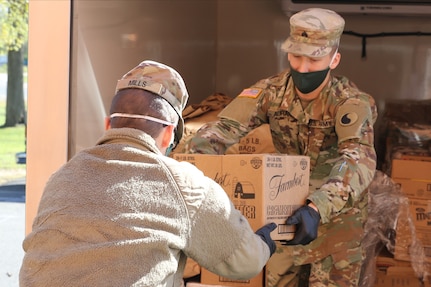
[[0, 99, 27, 184]]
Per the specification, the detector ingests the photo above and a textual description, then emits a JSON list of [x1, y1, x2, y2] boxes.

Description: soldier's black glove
[[255, 222, 277, 256], [281, 205, 320, 246]]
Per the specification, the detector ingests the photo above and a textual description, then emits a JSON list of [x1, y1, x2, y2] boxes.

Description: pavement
[[1, 69, 28, 286], [1, 68, 28, 286], [0, 177, 26, 287]]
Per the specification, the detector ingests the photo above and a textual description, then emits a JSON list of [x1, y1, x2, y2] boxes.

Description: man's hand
[[255, 222, 277, 256], [281, 205, 320, 246]]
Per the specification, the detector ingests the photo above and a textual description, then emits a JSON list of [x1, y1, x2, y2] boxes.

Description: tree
[[0, 0, 28, 127]]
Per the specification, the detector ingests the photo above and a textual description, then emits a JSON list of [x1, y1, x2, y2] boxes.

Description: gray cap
[[281, 8, 345, 57], [115, 60, 189, 144]]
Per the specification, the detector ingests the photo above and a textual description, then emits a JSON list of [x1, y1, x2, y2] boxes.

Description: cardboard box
[[393, 178, 431, 200], [376, 249, 415, 269], [391, 159, 431, 200], [174, 154, 310, 241], [391, 159, 431, 181], [374, 271, 422, 287], [375, 250, 423, 287], [394, 198, 431, 264], [175, 154, 309, 287]]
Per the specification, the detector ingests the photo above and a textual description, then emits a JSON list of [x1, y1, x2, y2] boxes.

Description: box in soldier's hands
[[174, 154, 310, 241]]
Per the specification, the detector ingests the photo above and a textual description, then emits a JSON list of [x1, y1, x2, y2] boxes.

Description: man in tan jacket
[[19, 60, 276, 287]]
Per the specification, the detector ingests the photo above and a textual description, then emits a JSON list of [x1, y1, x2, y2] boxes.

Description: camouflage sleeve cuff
[[307, 190, 336, 224]]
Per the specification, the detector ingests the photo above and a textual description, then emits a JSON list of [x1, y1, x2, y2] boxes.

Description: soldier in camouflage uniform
[[185, 8, 377, 287]]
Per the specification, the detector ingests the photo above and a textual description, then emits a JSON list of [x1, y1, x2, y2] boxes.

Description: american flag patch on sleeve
[[238, 88, 262, 98]]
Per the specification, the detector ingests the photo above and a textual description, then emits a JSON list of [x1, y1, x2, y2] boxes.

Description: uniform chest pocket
[[308, 119, 336, 151]]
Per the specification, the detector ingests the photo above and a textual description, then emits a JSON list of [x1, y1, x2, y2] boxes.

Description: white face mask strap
[[329, 48, 339, 67], [110, 113, 175, 126]]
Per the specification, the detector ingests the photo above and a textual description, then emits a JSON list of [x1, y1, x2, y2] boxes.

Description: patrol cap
[[115, 60, 189, 144], [281, 8, 345, 57]]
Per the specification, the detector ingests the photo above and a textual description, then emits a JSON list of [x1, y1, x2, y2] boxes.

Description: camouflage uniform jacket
[[186, 69, 378, 225]]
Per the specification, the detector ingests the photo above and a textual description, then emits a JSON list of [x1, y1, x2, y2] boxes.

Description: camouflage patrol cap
[[115, 60, 189, 144], [281, 8, 345, 57]]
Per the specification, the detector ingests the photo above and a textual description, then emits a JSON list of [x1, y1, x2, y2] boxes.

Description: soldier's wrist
[[306, 200, 319, 213]]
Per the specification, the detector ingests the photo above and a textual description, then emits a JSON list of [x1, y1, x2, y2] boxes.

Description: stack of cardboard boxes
[[374, 248, 429, 287], [375, 157, 430, 287], [373, 99, 431, 286], [392, 159, 431, 264], [174, 153, 310, 287]]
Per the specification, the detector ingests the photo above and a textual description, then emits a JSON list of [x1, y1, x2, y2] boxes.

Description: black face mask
[[290, 67, 330, 94], [290, 49, 338, 94]]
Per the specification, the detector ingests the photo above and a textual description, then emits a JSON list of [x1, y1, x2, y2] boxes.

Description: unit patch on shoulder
[[339, 112, 359, 126], [238, 88, 263, 99], [335, 99, 371, 142]]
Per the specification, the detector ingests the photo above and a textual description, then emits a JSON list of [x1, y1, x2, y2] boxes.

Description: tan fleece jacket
[[19, 128, 270, 287]]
